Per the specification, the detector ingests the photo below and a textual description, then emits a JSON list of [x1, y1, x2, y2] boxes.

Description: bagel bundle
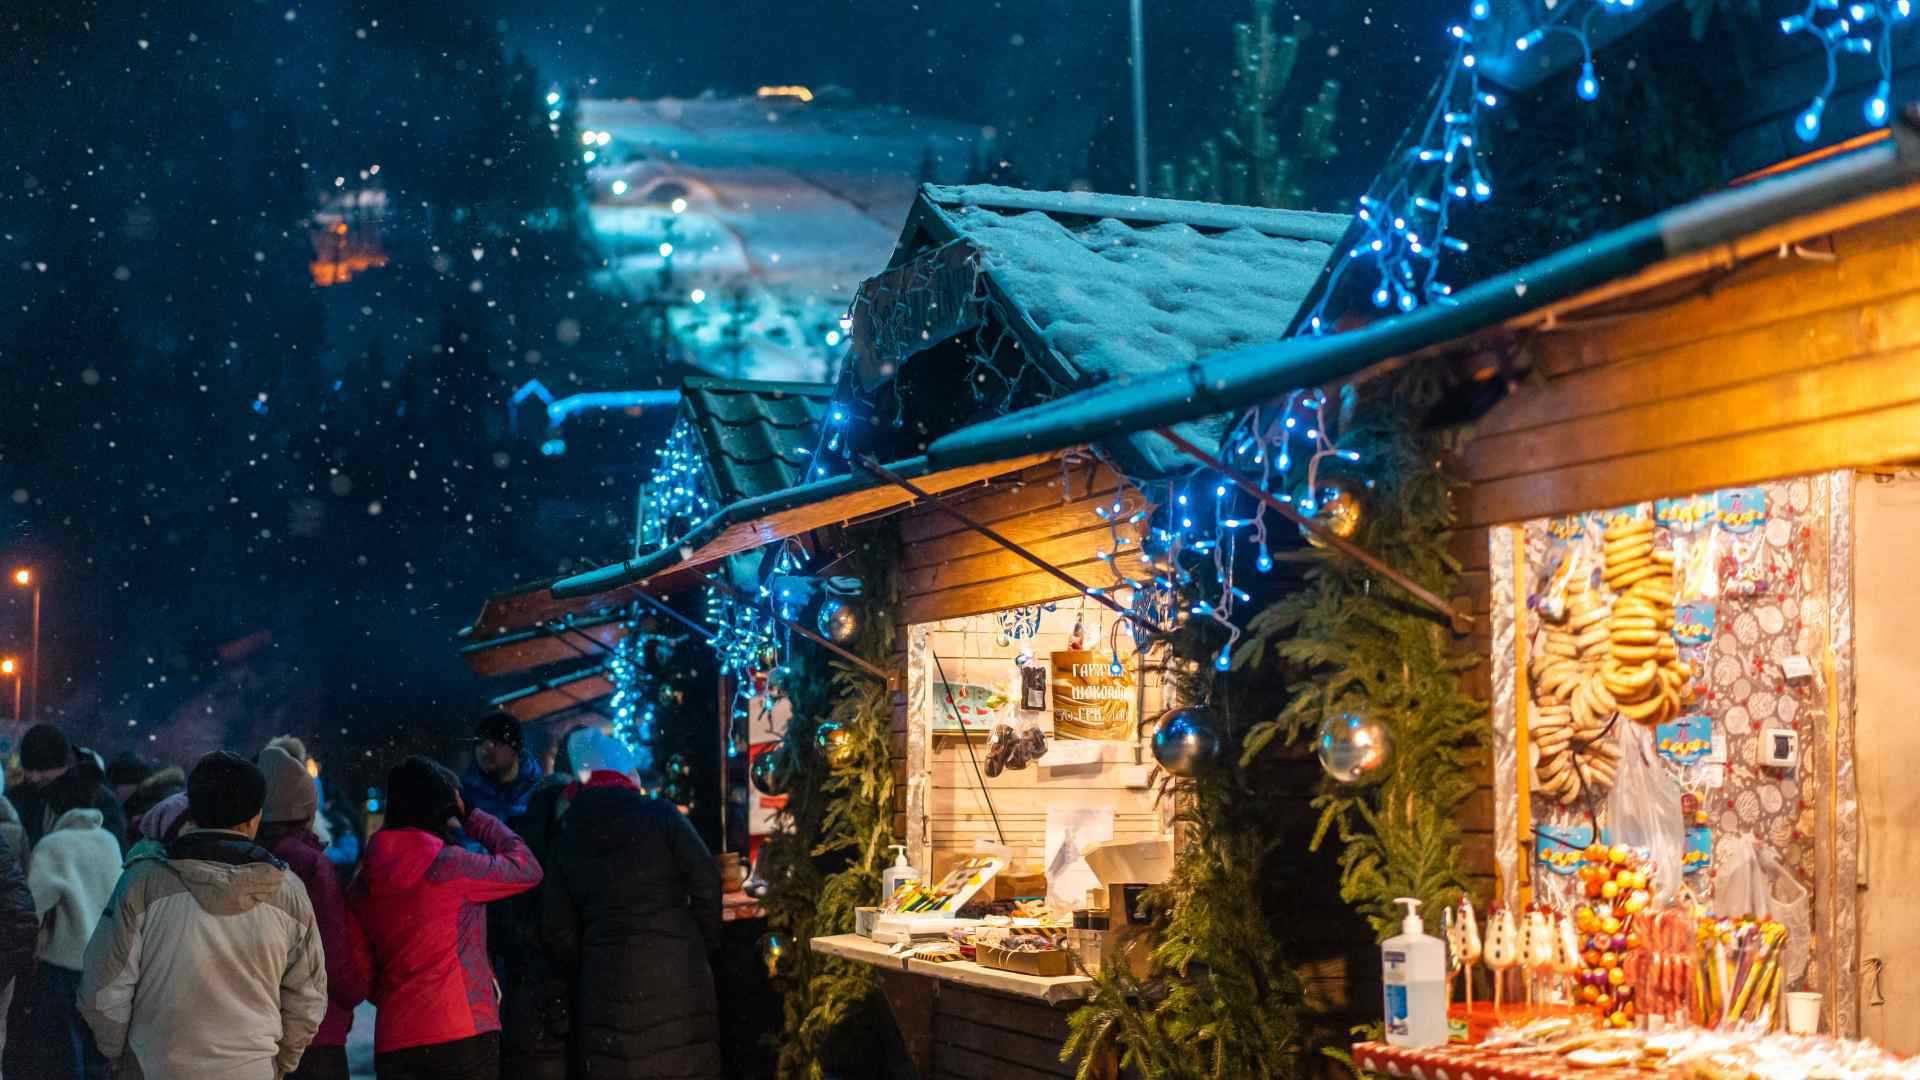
[[1598, 517, 1692, 727], [1531, 575, 1622, 804]]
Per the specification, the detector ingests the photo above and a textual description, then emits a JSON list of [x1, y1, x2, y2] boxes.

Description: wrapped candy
[[1523, 906, 1556, 1007], [1447, 896, 1482, 1009], [1484, 904, 1520, 1013], [1572, 843, 1654, 1028], [1553, 911, 1583, 1003]]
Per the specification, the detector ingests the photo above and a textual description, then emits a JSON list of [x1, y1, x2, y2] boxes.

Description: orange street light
[[10, 568, 38, 723], [0, 657, 17, 722]]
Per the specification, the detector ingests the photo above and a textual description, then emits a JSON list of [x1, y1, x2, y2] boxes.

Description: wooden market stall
[[553, 183, 1361, 1077], [913, 103, 1920, 1064]]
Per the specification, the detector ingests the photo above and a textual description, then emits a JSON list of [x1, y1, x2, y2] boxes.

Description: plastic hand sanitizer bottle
[[1383, 897, 1448, 1048], [881, 845, 920, 897]]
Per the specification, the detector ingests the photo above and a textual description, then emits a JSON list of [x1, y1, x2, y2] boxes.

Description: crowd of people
[[0, 713, 726, 1080]]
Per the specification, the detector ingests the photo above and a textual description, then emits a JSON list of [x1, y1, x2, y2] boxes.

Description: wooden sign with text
[[1049, 650, 1135, 740]]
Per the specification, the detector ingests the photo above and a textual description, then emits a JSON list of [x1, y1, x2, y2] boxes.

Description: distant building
[[577, 93, 987, 383]]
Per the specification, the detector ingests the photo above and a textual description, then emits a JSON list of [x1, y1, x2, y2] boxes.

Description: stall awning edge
[[551, 450, 1058, 599]]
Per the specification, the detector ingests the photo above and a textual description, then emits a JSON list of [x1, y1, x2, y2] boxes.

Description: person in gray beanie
[[258, 746, 365, 1080]]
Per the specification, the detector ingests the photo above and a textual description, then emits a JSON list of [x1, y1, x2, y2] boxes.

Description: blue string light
[[1781, 1, 1908, 140], [639, 417, 717, 552]]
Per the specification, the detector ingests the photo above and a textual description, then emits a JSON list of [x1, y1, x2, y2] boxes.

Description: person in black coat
[[494, 735, 576, 1080], [10, 725, 127, 854], [0, 819, 37, 1066], [541, 730, 722, 1080]]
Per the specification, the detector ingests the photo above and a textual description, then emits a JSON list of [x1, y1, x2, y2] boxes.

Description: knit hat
[[384, 755, 461, 833], [124, 767, 187, 822], [187, 751, 268, 830], [19, 724, 70, 772], [473, 712, 524, 753], [265, 734, 308, 764], [139, 792, 191, 844], [259, 746, 317, 826], [565, 727, 636, 780]]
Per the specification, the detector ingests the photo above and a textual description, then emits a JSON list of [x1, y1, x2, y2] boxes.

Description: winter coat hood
[[359, 827, 445, 895], [29, 806, 123, 970], [161, 831, 290, 916]]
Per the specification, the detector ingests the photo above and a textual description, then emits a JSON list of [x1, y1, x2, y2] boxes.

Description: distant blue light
[[540, 438, 567, 457], [547, 389, 680, 423]]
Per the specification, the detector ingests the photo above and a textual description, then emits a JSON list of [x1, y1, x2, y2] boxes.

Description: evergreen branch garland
[[1065, 371, 1486, 1076], [1242, 372, 1486, 942], [756, 527, 899, 1079]]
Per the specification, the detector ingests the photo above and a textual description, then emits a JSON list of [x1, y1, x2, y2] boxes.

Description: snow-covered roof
[[851, 183, 1345, 474], [921, 185, 1347, 386]]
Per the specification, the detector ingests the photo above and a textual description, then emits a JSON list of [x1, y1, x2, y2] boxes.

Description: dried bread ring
[[1605, 518, 1655, 539], [1603, 541, 1654, 565], [1571, 604, 1612, 631], [1610, 627, 1662, 646], [1587, 673, 1616, 712], [1576, 624, 1612, 651], [1611, 643, 1658, 663], [1621, 692, 1669, 724], [1609, 563, 1668, 591]]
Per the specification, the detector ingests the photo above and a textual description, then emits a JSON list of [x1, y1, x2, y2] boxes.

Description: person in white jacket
[[78, 751, 326, 1080], [15, 805, 120, 1079]]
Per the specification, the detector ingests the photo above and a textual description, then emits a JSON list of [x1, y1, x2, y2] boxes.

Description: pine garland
[[1239, 372, 1485, 942], [758, 527, 899, 1079], [1065, 371, 1485, 1076]]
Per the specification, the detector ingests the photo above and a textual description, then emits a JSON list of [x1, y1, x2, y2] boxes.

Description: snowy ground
[[579, 95, 985, 382], [346, 1002, 375, 1078]]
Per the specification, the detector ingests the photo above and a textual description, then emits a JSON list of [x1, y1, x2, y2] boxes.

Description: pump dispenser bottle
[[1382, 897, 1447, 1048], [881, 845, 919, 897]]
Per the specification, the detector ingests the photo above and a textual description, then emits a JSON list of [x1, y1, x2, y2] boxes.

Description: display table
[[812, 933, 1094, 1005], [812, 933, 1100, 1078], [1353, 1041, 1654, 1080]]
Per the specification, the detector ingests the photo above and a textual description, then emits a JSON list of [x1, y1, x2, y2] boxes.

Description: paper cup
[[1786, 991, 1822, 1035]]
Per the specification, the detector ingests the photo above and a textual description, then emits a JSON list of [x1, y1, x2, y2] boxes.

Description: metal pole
[[28, 587, 39, 725], [1130, 0, 1149, 196]]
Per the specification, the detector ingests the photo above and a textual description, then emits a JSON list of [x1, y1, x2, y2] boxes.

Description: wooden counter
[[812, 933, 1094, 1005], [812, 934, 1100, 1079]]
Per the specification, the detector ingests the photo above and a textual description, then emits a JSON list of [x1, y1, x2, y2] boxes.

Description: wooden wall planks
[[1461, 219, 1920, 530]]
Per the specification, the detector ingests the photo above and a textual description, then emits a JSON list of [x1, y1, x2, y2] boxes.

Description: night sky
[[0, 0, 1447, 794]]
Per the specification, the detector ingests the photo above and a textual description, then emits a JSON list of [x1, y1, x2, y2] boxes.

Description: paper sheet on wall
[[1045, 807, 1114, 912]]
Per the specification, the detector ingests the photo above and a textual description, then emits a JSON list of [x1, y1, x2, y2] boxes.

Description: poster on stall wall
[[1045, 806, 1114, 912], [1050, 650, 1136, 740], [930, 676, 1015, 733]]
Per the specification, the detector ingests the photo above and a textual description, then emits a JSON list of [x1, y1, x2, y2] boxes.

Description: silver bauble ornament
[[1150, 707, 1222, 778], [1298, 478, 1363, 547], [1315, 711, 1394, 783], [759, 932, 789, 978], [816, 596, 862, 644], [814, 720, 856, 769], [750, 745, 793, 797]]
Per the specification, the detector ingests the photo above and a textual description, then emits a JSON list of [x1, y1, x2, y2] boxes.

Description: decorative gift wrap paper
[[1491, 474, 1855, 1022]]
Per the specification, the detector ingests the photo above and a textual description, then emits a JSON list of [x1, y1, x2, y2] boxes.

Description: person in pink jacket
[[348, 755, 541, 1080]]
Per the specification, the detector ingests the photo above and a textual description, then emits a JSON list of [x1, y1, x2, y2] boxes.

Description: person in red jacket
[[258, 745, 367, 1080], [348, 755, 541, 1080]]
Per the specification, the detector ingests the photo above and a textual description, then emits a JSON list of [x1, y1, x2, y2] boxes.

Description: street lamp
[[11, 570, 37, 725], [0, 657, 17, 723]]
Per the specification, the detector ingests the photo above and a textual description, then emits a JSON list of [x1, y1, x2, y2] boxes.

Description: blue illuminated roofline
[[548, 390, 681, 424]]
